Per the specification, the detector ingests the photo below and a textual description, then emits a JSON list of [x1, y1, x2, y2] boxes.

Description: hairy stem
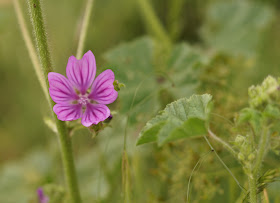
[[248, 126, 269, 203], [76, 0, 94, 59], [13, 0, 48, 99], [254, 127, 269, 176], [248, 174, 257, 203], [208, 128, 237, 157], [27, 0, 81, 202], [136, 0, 171, 48]]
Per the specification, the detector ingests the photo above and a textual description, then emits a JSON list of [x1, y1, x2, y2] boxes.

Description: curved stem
[[13, 0, 48, 99], [27, 1, 81, 202], [208, 128, 237, 157], [136, 0, 172, 48], [186, 150, 212, 203], [76, 0, 94, 59], [203, 135, 245, 192]]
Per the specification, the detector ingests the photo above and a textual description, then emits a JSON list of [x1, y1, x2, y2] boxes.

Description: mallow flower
[[48, 50, 118, 127], [37, 188, 49, 203]]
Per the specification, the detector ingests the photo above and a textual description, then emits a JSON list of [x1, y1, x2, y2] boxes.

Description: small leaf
[[136, 94, 212, 146]]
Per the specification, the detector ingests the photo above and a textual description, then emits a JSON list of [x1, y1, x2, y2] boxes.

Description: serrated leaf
[[136, 94, 212, 146], [136, 114, 168, 145]]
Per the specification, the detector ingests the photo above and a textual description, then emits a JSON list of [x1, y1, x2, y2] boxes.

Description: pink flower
[[37, 188, 49, 203], [48, 51, 118, 127]]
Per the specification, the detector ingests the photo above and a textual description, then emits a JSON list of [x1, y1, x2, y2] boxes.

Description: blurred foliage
[[1, 0, 280, 202]]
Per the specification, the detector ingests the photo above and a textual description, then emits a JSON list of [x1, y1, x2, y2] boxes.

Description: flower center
[[78, 95, 89, 106]]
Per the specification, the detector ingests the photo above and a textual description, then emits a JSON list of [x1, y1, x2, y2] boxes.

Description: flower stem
[[27, 1, 81, 202], [76, 0, 94, 59], [136, 0, 172, 48], [13, 0, 48, 99], [208, 128, 237, 157]]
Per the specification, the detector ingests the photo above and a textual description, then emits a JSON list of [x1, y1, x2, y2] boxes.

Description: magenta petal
[[81, 104, 110, 127], [37, 188, 49, 203], [48, 72, 79, 104], [53, 103, 82, 121], [66, 51, 96, 94], [89, 69, 118, 105]]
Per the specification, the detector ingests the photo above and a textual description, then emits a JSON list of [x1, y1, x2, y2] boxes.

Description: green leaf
[[136, 94, 212, 146], [104, 37, 213, 124], [167, 43, 210, 98], [136, 114, 168, 145], [201, 1, 274, 57], [104, 37, 160, 123], [163, 118, 207, 145]]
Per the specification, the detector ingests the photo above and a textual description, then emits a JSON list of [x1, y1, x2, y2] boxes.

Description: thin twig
[[203, 135, 245, 192], [76, 0, 94, 59], [186, 150, 212, 203], [13, 0, 48, 99]]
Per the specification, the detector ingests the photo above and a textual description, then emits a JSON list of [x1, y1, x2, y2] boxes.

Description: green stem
[[253, 127, 269, 176], [13, 0, 48, 99], [27, 1, 81, 202], [167, 0, 184, 41], [208, 128, 237, 157], [122, 150, 130, 203], [248, 126, 269, 203], [136, 0, 171, 48], [76, 0, 94, 59], [248, 174, 257, 203]]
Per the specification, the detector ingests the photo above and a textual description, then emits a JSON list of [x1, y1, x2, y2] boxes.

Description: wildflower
[[48, 51, 118, 127], [37, 188, 49, 203]]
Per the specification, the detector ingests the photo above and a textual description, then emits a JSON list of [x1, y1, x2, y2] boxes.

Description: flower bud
[[238, 153, 245, 161], [235, 135, 245, 145], [248, 153, 255, 161]]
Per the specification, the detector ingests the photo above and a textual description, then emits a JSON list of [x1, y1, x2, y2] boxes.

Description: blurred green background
[[1, 0, 280, 202]]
